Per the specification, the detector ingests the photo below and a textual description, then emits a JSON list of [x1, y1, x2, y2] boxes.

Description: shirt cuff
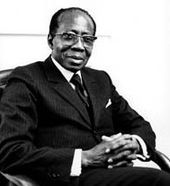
[[132, 135, 150, 161], [70, 149, 82, 176]]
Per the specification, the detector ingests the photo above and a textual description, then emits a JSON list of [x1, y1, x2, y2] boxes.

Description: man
[[0, 7, 170, 186]]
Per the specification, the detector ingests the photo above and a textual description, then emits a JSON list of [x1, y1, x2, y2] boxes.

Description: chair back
[[0, 69, 13, 98]]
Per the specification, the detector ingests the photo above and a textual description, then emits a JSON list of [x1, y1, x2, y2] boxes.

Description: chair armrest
[[153, 150, 170, 173], [0, 69, 13, 87], [0, 172, 39, 186]]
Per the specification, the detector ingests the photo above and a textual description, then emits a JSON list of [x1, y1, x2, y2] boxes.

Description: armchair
[[0, 69, 170, 186]]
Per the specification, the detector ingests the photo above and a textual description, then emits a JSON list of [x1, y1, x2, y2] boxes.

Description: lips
[[66, 55, 84, 60]]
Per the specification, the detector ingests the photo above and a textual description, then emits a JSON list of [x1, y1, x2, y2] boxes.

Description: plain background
[[0, 0, 170, 157]]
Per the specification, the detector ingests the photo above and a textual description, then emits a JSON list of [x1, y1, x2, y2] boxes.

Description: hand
[[81, 134, 124, 167], [81, 139, 113, 167], [81, 133, 140, 168], [103, 133, 140, 153], [102, 133, 140, 168]]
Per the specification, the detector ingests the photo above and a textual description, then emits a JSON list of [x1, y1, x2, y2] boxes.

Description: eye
[[83, 36, 97, 43], [62, 33, 76, 40]]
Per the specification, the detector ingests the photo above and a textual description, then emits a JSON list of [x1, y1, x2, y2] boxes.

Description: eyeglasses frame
[[54, 32, 97, 46]]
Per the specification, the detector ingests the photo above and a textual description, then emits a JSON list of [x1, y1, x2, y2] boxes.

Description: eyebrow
[[66, 29, 94, 35]]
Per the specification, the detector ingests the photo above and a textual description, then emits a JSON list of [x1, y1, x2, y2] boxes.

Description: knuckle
[[123, 150, 131, 156]]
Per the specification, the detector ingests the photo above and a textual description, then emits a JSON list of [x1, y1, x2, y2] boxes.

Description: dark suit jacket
[[0, 56, 156, 185]]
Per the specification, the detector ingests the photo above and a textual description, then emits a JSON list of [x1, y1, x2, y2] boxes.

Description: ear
[[47, 34, 53, 49]]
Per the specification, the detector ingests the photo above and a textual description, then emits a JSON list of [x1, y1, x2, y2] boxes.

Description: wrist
[[81, 150, 92, 167], [134, 139, 141, 153]]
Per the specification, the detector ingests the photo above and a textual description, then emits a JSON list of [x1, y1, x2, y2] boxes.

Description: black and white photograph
[[0, 0, 170, 185]]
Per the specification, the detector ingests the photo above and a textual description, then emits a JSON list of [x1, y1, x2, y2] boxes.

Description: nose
[[71, 37, 85, 51]]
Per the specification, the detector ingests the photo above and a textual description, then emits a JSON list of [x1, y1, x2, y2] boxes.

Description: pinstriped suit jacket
[[0, 56, 156, 185]]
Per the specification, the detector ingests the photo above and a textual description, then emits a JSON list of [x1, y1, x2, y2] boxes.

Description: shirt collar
[[51, 56, 82, 83]]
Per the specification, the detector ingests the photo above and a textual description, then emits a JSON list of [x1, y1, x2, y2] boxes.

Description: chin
[[66, 64, 84, 72], [68, 66, 82, 72], [67, 61, 87, 71]]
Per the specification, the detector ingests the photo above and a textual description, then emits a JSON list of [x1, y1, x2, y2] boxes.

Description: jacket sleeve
[[0, 68, 74, 185], [105, 72, 156, 158]]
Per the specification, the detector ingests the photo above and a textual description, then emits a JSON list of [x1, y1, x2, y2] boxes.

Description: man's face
[[49, 11, 95, 72]]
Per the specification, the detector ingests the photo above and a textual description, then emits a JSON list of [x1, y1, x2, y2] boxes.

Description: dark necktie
[[70, 73, 89, 107]]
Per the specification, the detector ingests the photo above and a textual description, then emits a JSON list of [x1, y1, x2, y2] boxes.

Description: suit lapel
[[43, 57, 91, 127]]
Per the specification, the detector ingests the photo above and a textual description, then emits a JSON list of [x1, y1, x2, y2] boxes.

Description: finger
[[119, 139, 139, 152], [109, 133, 131, 141], [102, 133, 122, 142], [112, 160, 133, 167], [112, 136, 139, 153], [109, 134, 131, 143], [103, 134, 133, 144], [103, 135, 134, 153], [109, 138, 132, 151], [121, 134, 133, 140], [102, 133, 124, 153], [108, 160, 131, 168], [108, 150, 132, 161], [109, 133, 122, 139], [112, 143, 132, 155], [102, 136, 113, 142], [126, 161, 134, 167], [126, 153, 138, 160]]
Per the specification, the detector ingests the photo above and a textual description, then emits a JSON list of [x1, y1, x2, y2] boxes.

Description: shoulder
[[8, 60, 45, 82], [11, 61, 43, 76], [6, 60, 47, 93], [83, 66, 113, 83], [82, 66, 116, 92]]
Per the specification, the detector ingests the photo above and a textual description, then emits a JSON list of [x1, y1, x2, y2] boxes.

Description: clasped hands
[[82, 133, 140, 168]]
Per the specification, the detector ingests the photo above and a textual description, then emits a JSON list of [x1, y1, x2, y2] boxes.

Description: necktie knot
[[71, 74, 83, 92]]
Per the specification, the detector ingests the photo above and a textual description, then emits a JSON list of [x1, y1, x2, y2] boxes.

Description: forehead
[[57, 11, 94, 34]]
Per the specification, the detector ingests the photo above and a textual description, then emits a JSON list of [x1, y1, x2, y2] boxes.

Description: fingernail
[[115, 133, 122, 137], [108, 165, 113, 169], [105, 148, 110, 153], [108, 158, 113, 163], [102, 136, 112, 141]]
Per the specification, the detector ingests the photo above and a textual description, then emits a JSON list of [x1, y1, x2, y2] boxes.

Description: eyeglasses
[[54, 32, 97, 47]]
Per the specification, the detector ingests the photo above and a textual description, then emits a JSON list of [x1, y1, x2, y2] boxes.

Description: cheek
[[85, 47, 93, 58], [52, 42, 70, 58], [52, 39, 68, 51]]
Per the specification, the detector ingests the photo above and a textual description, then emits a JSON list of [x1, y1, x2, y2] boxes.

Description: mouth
[[66, 55, 84, 60]]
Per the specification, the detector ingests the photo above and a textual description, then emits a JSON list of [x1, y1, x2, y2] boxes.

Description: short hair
[[48, 7, 96, 38]]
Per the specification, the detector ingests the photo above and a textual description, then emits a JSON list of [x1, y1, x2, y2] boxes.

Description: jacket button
[[51, 173, 57, 178], [49, 172, 60, 179], [56, 173, 60, 177]]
